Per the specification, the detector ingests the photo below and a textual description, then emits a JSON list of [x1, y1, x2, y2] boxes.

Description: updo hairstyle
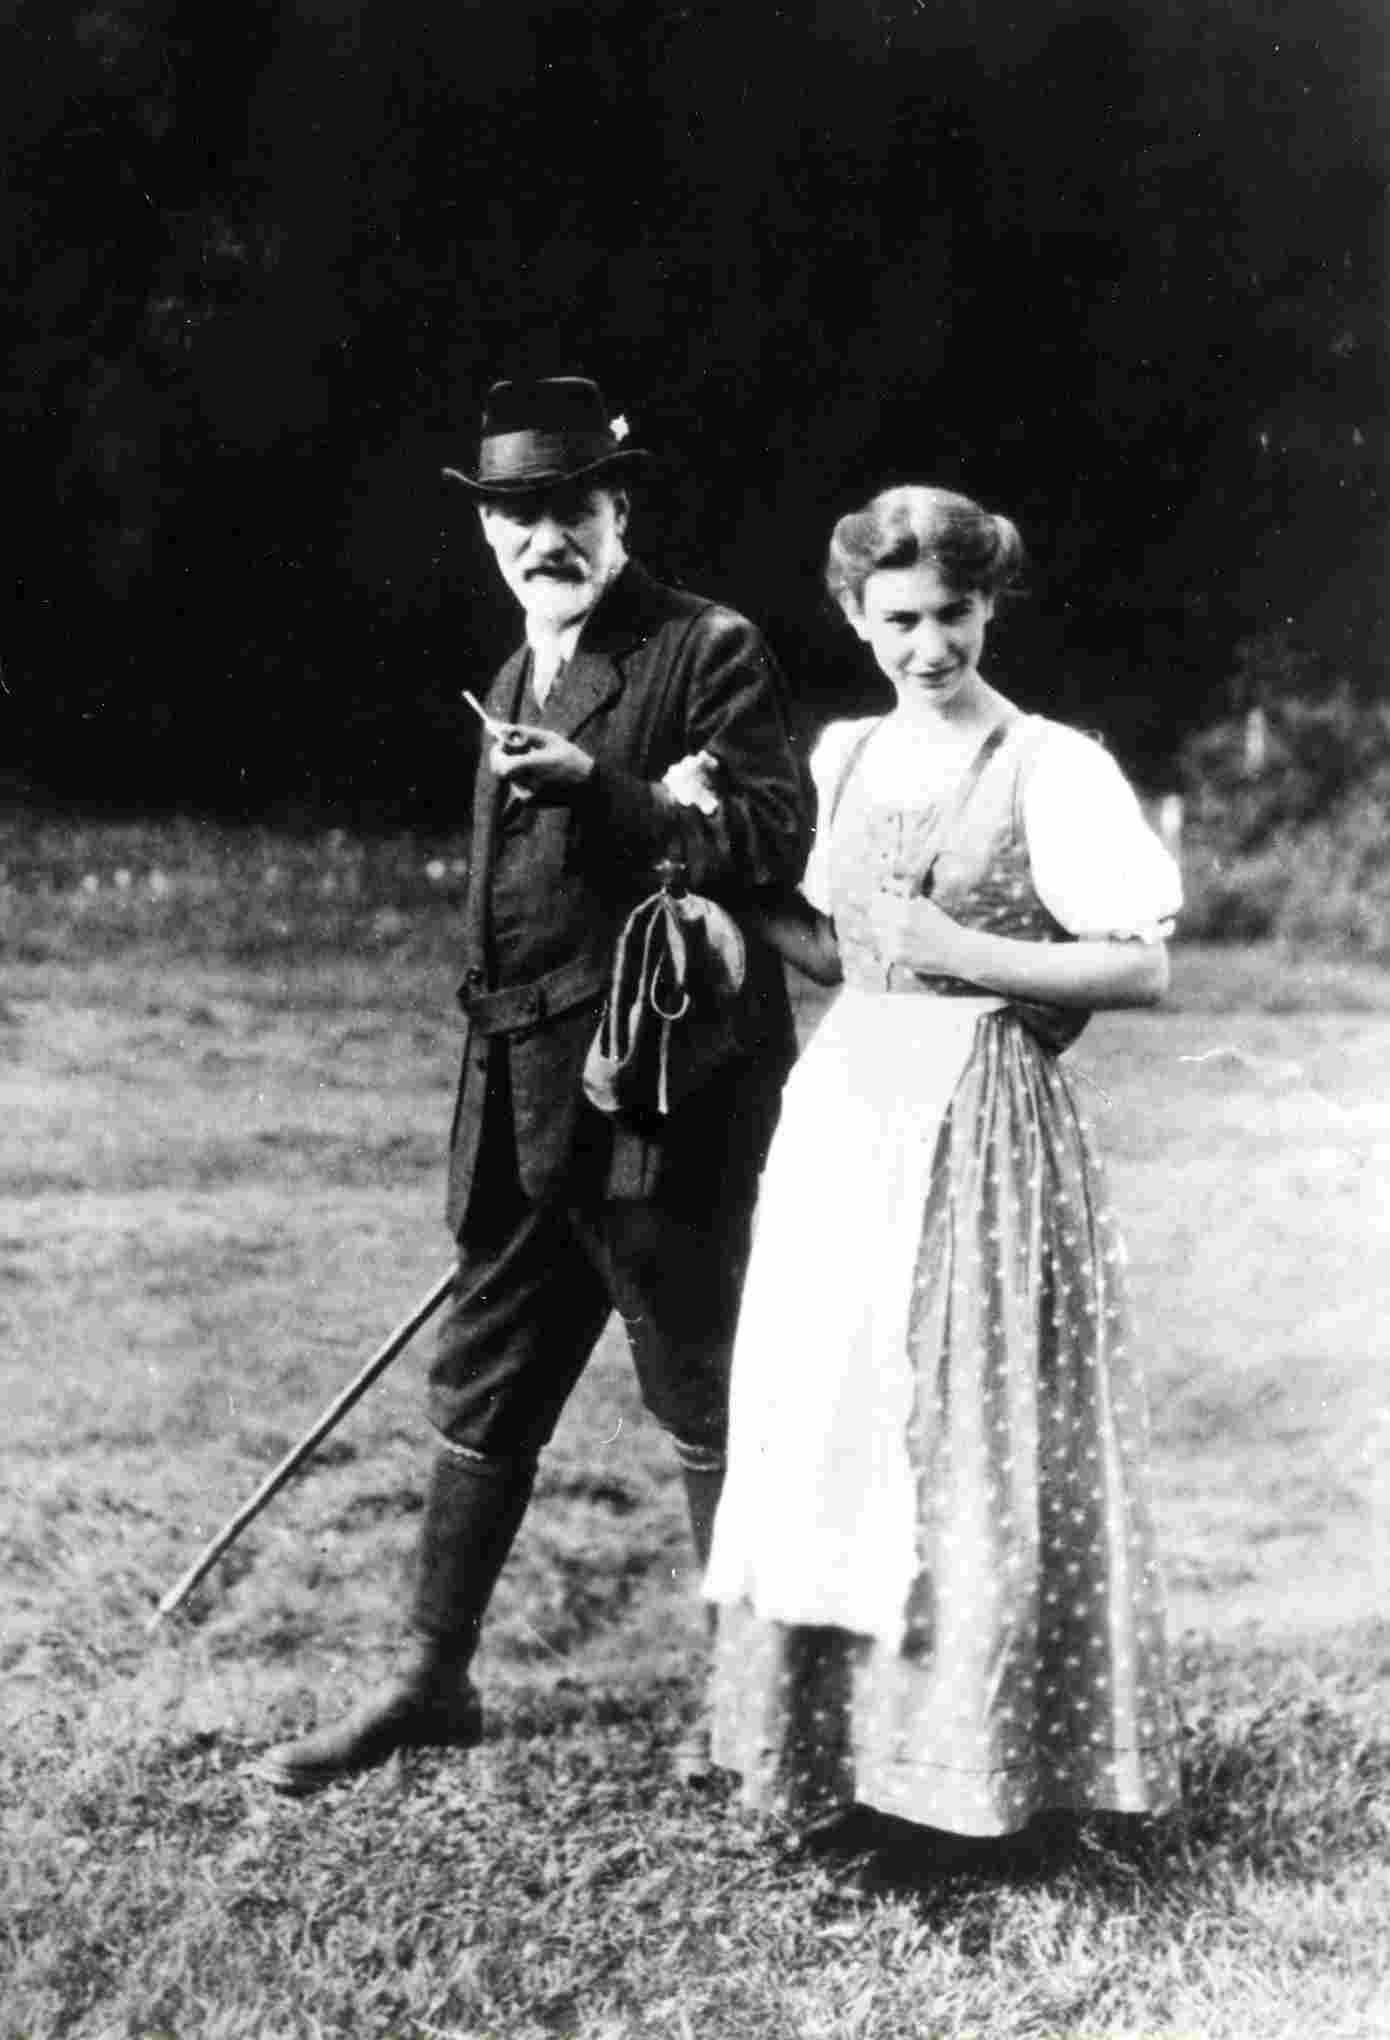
[[825, 485, 1026, 613]]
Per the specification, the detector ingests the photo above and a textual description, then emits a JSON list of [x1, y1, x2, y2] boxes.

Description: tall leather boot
[[672, 1457, 724, 1785], [254, 1448, 534, 1796]]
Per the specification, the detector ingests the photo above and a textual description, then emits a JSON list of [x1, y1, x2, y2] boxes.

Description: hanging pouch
[[582, 860, 748, 1121]]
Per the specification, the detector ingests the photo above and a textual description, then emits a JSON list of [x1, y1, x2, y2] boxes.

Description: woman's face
[[845, 561, 994, 709]]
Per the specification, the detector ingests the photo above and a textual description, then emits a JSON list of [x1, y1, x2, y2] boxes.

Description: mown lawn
[[3, 816, 1389, 2039]]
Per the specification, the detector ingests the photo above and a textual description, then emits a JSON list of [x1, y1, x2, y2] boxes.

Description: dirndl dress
[[703, 712, 1184, 1836]]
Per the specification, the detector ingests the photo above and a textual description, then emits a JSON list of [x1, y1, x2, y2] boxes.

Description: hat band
[[477, 428, 621, 487]]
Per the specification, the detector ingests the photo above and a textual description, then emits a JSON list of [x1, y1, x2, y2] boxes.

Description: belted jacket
[[446, 560, 811, 1231]]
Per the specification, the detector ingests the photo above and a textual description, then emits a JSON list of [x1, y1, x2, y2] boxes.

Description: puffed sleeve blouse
[[802, 714, 1181, 942]]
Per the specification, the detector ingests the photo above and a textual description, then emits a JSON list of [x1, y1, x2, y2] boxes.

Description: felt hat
[[442, 376, 653, 496]]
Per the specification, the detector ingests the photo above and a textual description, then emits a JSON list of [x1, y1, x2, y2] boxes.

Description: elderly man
[[258, 376, 809, 1794]]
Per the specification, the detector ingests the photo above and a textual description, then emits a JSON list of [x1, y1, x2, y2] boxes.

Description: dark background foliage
[[3, 0, 1386, 818]]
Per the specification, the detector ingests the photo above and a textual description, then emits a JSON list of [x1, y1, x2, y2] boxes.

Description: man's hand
[[486, 725, 596, 803]]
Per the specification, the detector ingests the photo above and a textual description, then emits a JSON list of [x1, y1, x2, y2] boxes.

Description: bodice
[[824, 719, 1087, 1052]]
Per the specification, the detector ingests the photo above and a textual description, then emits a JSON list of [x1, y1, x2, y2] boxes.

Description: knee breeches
[[427, 1186, 755, 1469]]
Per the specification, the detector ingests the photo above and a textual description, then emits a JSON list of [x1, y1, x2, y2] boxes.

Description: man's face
[[478, 481, 629, 630]]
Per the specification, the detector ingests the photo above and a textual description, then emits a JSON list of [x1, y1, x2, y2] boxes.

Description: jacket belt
[[456, 953, 609, 1036]]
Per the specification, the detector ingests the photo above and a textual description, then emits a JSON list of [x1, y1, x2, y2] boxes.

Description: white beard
[[518, 575, 596, 634]]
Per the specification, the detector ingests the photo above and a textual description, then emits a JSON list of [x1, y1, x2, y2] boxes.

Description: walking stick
[[147, 1266, 456, 1632]]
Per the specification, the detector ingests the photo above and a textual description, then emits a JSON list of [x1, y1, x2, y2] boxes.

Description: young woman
[[704, 485, 1183, 1839]]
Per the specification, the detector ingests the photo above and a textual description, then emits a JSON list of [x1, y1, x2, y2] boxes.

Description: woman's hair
[[825, 485, 1026, 610]]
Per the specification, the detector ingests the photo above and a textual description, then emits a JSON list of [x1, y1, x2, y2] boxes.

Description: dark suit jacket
[[446, 560, 811, 1232]]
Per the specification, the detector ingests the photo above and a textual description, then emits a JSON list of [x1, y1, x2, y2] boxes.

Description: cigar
[[461, 691, 534, 754]]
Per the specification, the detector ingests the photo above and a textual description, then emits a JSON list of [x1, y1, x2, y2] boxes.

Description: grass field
[[3, 816, 1389, 2039]]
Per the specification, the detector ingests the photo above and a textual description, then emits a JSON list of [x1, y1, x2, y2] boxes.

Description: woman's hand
[[868, 891, 975, 978], [487, 725, 595, 803]]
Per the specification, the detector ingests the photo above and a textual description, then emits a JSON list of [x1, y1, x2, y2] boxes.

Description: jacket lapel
[[485, 651, 530, 727], [540, 561, 659, 744], [468, 646, 528, 921], [543, 645, 625, 743]]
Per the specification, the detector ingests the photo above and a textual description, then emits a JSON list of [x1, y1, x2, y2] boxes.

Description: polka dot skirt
[[709, 767, 1181, 1838]]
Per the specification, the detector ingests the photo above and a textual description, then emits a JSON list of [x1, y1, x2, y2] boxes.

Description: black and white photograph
[[3, 4, 1387, 2036]]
